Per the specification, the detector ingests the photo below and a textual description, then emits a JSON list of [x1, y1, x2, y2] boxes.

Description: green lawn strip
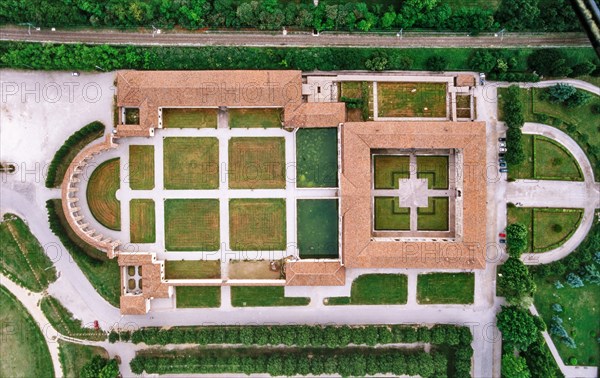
[[297, 199, 339, 259], [416, 155, 449, 189], [374, 197, 411, 231], [129, 145, 155, 190], [47, 200, 121, 306], [129, 199, 156, 243], [296, 128, 338, 188], [86, 158, 121, 231], [231, 286, 309, 307], [377, 82, 447, 118], [508, 134, 534, 180], [507, 206, 534, 252], [534, 136, 583, 181], [165, 260, 221, 279], [417, 197, 449, 231], [164, 199, 220, 251], [228, 137, 286, 189], [417, 273, 474, 304], [162, 108, 218, 128], [0, 213, 56, 292], [163, 137, 219, 190], [326, 274, 408, 305], [40, 296, 106, 341], [175, 286, 221, 308], [373, 155, 410, 189], [339, 81, 363, 98], [533, 274, 600, 366], [532, 208, 583, 252], [229, 198, 286, 251], [228, 108, 282, 128], [58, 341, 108, 378], [0, 286, 54, 378]]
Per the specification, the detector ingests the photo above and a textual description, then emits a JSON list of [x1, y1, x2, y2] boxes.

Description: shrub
[[551, 303, 563, 312], [426, 56, 448, 71], [108, 331, 119, 343], [568, 357, 578, 365], [545, 84, 576, 103], [566, 272, 584, 288], [501, 354, 531, 378], [497, 306, 541, 351], [565, 90, 592, 108], [527, 49, 572, 77], [365, 52, 389, 71], [498, 257, 536, 303], [506, 223, 528, 256], [551, 224, 563, 233]]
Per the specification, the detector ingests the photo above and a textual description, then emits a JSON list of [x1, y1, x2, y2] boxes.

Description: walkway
[[507, 123, 600, 264]]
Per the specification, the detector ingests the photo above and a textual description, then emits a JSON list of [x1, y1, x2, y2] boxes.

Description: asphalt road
[[0, 27, 592, 48]]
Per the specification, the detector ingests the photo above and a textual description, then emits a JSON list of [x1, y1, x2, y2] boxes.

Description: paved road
[[0, 27, 592, 48]]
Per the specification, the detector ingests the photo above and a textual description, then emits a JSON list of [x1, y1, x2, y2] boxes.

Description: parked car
[[93, 320, 99, 330], [499, 168, 508, 173], [499, 158, 506, 164], [499, 147, 507, 153], [499, 141, 507, 148], [499, 239, 506, 244], [498, 137, 506, 142], [72, 71, 80, 76], [499, 153, 506, 158], [499, 162, 507, 168], [479, 72, 486, 85], [499, 232, 506, 238]]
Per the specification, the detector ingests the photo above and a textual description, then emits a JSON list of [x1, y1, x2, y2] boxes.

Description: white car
[[499, 141, 506, 148], [499, 147, 507, 153]]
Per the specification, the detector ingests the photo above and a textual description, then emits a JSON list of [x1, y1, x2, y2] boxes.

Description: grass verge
[[176, 286, 220, 308], [326, 274, 408, 305], [231, 286, 309, 307], [417, 273, 474, 304], [40, 296, 106, 341]]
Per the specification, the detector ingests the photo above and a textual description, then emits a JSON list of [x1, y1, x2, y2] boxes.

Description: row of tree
[[128, 324, 471, 347], [0, 0, 581, 33]]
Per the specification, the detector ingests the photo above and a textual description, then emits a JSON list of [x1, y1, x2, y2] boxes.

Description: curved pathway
[[495, 79, 600, 95], [507, 123, 600, 264]]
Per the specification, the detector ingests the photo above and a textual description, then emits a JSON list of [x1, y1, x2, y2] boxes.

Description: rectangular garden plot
[[228, 137, 285, 189], [297, 199, 339, 259], [373, 155, 410, 189], [129, 199, 155, 243], [162, 108, 217, 129], [417, 197, 449, 231], [163, 137, 219, 190], [231, 286, 309, 307], [176, 286, 220, 308], [228, 260, 282, 280], [229, 108, 282, 128], [377, 82, 447, 118], [374, 197, 410, 231], [129, 145, 154, 190], [164, 199, 220, 251], [417, 273, 474, 304], [165, 260, 221, 279], [416, 155, 449, 189], [229, 199, 286, 251], [296, 128, 338, 188]]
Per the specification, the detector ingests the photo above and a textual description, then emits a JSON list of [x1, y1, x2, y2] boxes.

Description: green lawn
[[508, 134, 534, 180], [0, 286, 54, 378], [40, 296, 106, 341], [47, 200, 121, 306], [297, 199, 339, 259], [163, 137, 219, 190], [417, 273, 474, 304], [533, 274, 600, 366], [162, 108, 218, 128], [229, 199, 286, 251], [416, 155, 449, 189], [228, 137, 286, 189], [296, 128, 338, 188], [0, 213, 56, 292], [374, 197, 411, 231], [164, 199, 220, 251], [86, 158, 121, 231], [176, 286, 221, 308], [373, 155, 410, 189], [58, 341, 108, 378], [129, 145, 155, 189], [165, 260, 221, 279], [507, 206, 534, 252], [377, 82, 447, 118], [129, 199, 156, 243], [229, 108, 282, 128], [231, 286, 310, 307], [326, 274, 407, 305], [417, 197, 449, 231]]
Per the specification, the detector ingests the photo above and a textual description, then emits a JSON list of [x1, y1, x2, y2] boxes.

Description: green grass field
[[129, 145, 155, 189], [40, 296, 106, 341], [373, 155, 410, 189], [165, 260, 221, 279], [417, 273, 474, 304], [176, 286, 221, 308], [0, 286, 54, 378], [58, 341, 108, 378], [374, 197, 411, 231], [229, 108, 282, 128], [508, 206, 583, 252], [164, 199, 220, 251], [162, 108, 218, 128], [231, 286, 310, 307], [326, 274, 408, 305], [297, 199, 339, 259], [377, 82, 447, 118], [417, 197, 449, 231], [163, 137, 219, 190], [416, 155, 449, 189], [0, 213, 56, 292], [86, 158, 121, 230], [296, 128, 338, 188], [129, 199, 156, 243], [229, 199, 286, 251], [229, 137, 286, 189]]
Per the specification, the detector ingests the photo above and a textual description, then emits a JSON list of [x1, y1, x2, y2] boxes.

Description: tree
[[108, 331, 119, 343], [570, 60, 596, 77], [365, 52, 389, 71], [426, 55, 447, 71], [565, 90, 592, 108], [581, 264, 600, 284], [527, 49, 572, 77], [506, 223, 528, 256], [499, 257, 536, 302], [496, 306, 541, 351], [545, 83, 576, 103], [495, 0, 540, 30], [521, 335, 558, 378], [470, 50, 497, 72], [566, 272, 584, 288], [502, 354, 531, 378]]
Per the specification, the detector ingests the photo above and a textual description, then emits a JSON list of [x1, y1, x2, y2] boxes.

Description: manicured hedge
[[502, 85, 526, 166], [45, 121, 105, 188]]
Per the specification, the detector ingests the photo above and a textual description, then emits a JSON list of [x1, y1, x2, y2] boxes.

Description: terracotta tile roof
[[119, 295, 148, 315], [284, 102, 346, 128], [285, 261, 346, 286], [341, 121, 487, 269], [456, 75, 476, 87]]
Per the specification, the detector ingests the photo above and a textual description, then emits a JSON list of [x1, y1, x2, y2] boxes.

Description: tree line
[[0, 0, 581, 33]]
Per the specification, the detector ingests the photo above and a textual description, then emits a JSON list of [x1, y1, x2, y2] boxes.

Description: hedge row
[[130, 348, 449, 377], [502, 85, 526, 165], [45, 121, 105, 188], [129, 324, 471, 347]]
